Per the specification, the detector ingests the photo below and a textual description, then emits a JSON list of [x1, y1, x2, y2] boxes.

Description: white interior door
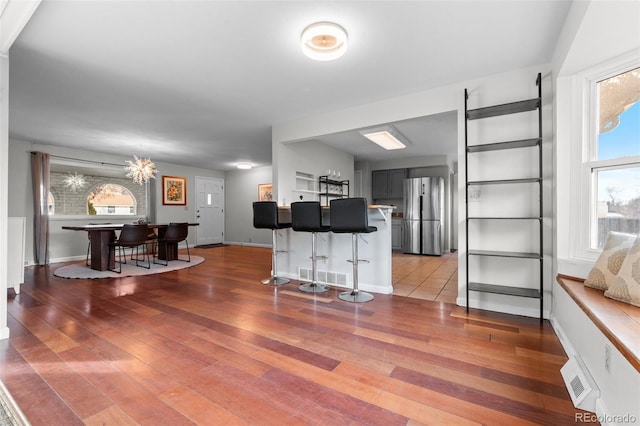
[[195, 177, 224, 246]]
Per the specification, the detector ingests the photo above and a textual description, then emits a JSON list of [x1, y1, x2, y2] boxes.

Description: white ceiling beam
[[0, 0, 40, 54]]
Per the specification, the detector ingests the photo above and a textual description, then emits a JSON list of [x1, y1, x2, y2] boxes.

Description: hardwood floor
[[1, 245, 592, 425]]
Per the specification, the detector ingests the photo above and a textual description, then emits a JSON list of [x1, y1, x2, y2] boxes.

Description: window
[[49, 161, 148, 218], [586, 66, 640, 248], [88, 184, 136, 216], [48, 192, 55, 215]]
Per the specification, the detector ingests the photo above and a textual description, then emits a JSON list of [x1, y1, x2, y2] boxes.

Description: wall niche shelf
[[464, 73, 544, 321]]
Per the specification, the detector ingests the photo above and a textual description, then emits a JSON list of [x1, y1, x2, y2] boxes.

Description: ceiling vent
[[560, 356, 600, 412]]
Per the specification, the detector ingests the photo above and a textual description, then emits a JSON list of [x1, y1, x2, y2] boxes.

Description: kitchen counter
[[275, 204, 395, 294]]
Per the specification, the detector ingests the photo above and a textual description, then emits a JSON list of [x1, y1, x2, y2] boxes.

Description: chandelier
[[124, 155, 157, 185], [63, 171, 87, 192]]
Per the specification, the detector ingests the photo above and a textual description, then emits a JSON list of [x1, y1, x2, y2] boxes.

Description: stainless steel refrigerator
[[402, 177, 444, 255]]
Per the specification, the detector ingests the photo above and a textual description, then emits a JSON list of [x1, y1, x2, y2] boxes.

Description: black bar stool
[[291, 201, 331, 293], [330, 198, 377, 303], [253, 201, 291, 285]]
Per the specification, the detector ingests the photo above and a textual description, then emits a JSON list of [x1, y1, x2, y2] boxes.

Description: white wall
[[0, 55, 9, 340], [552, 282, 640, 423], [272, 83, 460, 205], [8, 140, 224, 264], [551, 1, 640, 422], [354, 161, 372, 201], [0, 0, 42, 341], [370, 155, 450, 172], [274, 139, 354, 207], [224, 165, 273, 246], [274, 64, 553, 318], [464, 68, 554, 318]]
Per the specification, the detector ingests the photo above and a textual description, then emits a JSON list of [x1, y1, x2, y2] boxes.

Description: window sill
[[556, 274, 640, 372], [49, 215, 140, 222]]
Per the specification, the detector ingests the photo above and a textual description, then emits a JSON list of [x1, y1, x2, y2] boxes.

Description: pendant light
[[124, 155, 157, 185]]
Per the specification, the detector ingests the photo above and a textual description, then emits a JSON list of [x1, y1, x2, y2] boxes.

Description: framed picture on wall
[[162, 176, 186, 205], [258, 183, 273, 201]]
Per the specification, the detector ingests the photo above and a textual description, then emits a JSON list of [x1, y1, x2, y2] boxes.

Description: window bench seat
[[556, 274, 640, 373]]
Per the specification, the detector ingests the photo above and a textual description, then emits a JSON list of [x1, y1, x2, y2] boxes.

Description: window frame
[[48, 158, 150, 221], [578, 55, 640, 256]]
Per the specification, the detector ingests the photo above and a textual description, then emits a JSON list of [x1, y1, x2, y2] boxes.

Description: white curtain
[[31, 151, 50, 265]]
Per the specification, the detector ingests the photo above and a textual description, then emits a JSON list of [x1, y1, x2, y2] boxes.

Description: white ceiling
[[9, 1, 572, 170]]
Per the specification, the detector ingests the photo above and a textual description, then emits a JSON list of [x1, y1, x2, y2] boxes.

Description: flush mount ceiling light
[[124, 155, 157, 185], [360, 126, 409, 150], [237, 162, 253, 170], [301, 22, 348, 61]]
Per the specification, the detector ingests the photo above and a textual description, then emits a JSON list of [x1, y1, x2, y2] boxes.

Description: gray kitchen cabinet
[[372, 170, 388, 199], [391, 219, 403, 251], [388, 169, 407, 198], [372, 169, 407, 200]]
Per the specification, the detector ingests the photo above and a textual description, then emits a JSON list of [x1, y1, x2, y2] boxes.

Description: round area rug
[[53, 256, 204, 279]]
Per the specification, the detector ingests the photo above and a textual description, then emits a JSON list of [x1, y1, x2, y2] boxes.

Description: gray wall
[[224, 165, 273, 246], [9, 139, 224, 264]]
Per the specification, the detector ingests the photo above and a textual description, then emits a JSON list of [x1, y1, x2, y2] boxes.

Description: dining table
[[62, 223, 199, 271]]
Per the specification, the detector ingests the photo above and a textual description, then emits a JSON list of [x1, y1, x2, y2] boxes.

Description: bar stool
[[253, 201, 291, 285], [291, 201, 331, 293], [330, 198, 377, 303]]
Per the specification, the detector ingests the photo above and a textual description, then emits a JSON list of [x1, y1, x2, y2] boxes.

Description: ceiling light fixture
[[237, 162, 253, 170], [63, 171, 87, 192], [301, 22, 348, 61], [360, 126, 409, 150], [124, 155, 157, 185]]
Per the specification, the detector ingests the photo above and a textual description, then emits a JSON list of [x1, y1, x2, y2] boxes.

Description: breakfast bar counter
[[276, 204, 395, 294]]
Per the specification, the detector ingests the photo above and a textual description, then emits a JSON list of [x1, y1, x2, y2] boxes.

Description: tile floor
[[392, 251, 458, 303]]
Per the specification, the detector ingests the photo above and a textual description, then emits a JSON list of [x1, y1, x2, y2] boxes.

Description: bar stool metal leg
[[262, 229, 289, 285], [339, 233, 374, 303], [299, 232, 330, 293]]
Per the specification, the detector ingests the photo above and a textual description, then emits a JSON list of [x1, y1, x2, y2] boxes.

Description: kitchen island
[[276, 204, 395, 294]]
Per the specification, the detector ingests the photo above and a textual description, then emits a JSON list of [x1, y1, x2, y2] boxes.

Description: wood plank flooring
[[1, 245, 593, 425]]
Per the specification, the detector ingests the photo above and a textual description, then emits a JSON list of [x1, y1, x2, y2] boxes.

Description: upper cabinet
[[372, 170, 388, 199], [372, 169, 407, 200]]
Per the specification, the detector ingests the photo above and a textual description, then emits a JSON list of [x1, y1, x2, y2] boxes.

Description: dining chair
[[153, 222, 190, 266], [108, 224, 151, 273]]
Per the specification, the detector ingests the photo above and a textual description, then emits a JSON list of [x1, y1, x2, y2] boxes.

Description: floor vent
[[298, 268, 347, 286], [298, 268, 311, 281], [335, 273, 347, 286], [327, 272, 337, 284], [560, 356, 599, 412]]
